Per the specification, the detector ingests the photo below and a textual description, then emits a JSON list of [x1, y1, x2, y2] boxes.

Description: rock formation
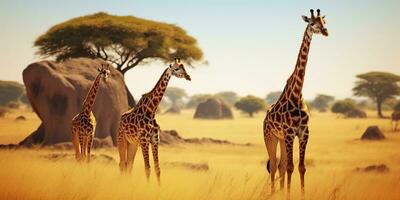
[[20, 58, 129, 146]]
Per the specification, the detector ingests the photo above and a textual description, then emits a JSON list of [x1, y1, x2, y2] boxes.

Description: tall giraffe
[[263, 9, 328, 194], [117, 58, 191, 183], [71, 64, 110, 162]]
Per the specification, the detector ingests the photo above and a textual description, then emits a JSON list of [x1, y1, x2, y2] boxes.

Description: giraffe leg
[[72, 129, 81, 161], [141, 142, 151, 181], [82, 136, 89, 162], [264, 123, 278, 193], [278, 139, 287, 190], [149, 121, 161, 184], [126, 141, 139, 173], [86, 134, 93, 163], [151, 132, 161, 184], [79, 134, 85, 162], [299, 128, 309, 196], [117, 129, 128, 173], [285, 130, 295, 196]]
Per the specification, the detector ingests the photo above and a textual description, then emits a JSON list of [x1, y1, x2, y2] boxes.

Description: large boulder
[[193, 98, 233, 119], [20, 58, 129, 146], [361, 126, 385, 140]]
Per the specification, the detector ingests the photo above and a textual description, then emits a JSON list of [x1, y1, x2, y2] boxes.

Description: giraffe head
[[169, 58, 191, 81], [97, 64, 111, 81], [302, 9, 328, 37]]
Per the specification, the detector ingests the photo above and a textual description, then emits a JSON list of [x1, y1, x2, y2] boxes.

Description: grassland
[[0, 108, 399, 199]]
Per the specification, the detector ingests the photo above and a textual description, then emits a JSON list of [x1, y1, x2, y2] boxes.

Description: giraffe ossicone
[[263, 9, 329, 196]]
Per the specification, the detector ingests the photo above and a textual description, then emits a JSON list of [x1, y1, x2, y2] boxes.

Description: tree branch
[[121, 57, 145, 74], [101, 47, 108, 60], [118, 50, 132, 68]]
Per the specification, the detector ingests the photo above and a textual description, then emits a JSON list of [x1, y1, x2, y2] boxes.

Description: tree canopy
[[0, 81, 25, 106], [165, 87, 187, 105], [331, 99, 357, 114], [353, 72, 400, 118], [186, 94, 213, 108], [34, 12, 203, 75], [214, 91, 239, 106], [309, 94, 335, 112], [234, 95, 266, 117]]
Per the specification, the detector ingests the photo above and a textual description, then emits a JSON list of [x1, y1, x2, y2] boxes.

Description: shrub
[[331, 100, 357, 114], [7, 101, 20, 109]]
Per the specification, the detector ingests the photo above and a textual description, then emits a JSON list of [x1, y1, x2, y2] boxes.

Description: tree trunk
[[124, 84, 136, 108], [249, 112, 253, 117], [377, 99, 384, 118]]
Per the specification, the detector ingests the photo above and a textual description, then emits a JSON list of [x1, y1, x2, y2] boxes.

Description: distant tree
[[7, 101, 20, 109], [0, 81, 25, 106], [164, 87, 187, 113], [331, 99, 357, 114], [19, 93, 30, 106], [234, 95, 266, 117], [265, 91, 282, 104], [394, 101, 400, 112], [215, 91, 239, 106], [353, 72, 400, 118], [186, 94, 213, 108], [165, 87, 187, 105], [158, 98, 171, 112], [34, 12, 204, 106], [382, 98, 399, 110], [309, 94, 335, 112]]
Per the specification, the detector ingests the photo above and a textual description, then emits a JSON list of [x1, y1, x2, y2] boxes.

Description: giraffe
[[71, 64, 110, 162], [117, 58, 191, 183], [392, 111, 400, 131], [263, 9, 328, 194]]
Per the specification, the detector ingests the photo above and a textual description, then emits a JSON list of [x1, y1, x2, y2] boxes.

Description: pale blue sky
[[1, 0, 399, 99]]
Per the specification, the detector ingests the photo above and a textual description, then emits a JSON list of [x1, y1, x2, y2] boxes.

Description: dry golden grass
[[0, 108, 400, 199], [0, 107, 40, 144]]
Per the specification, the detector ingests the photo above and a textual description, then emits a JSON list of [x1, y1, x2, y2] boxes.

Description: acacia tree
[[331, 99, 357, 114], [34, 12, 203, 105], [164, 87, 187, 113], [353, 72, 400, 118], [186, 94, 213, 108], [234, 95, 266, 117], [215, 91, 238, 106], [310, 94, 335, 112]]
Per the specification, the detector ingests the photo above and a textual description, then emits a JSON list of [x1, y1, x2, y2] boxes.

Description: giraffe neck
[[143, 67, 173, 113], [282, 25, 313, 101], [82, 73, 102, 115]]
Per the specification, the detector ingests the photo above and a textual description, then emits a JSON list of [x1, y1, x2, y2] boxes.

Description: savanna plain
[[0, 108, 399, 200]]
